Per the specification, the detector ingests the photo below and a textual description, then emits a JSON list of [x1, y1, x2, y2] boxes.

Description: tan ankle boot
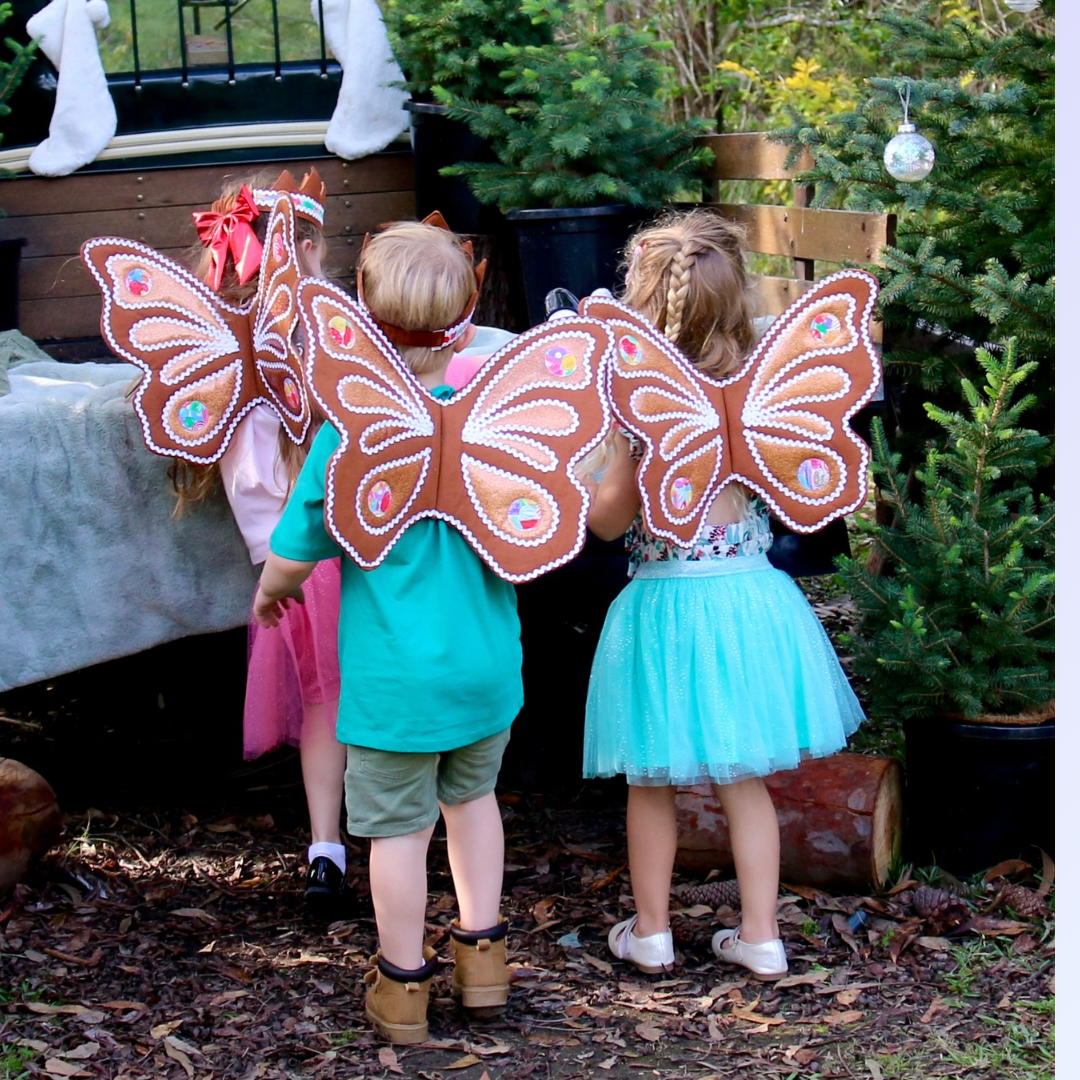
[[363, 947, 438, 1044], [450, 920, 510, 1017]]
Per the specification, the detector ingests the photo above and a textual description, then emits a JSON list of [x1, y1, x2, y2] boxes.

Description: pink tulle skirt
[[243, 558, 342, 759]]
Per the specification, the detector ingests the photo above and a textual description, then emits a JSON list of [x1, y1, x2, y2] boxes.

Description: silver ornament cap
[[884, 122, 935, 183], [1004, 0, 1041, 13]]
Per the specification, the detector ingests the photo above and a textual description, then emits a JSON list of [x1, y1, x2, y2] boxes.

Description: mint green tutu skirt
[[583, 554, 864, 786]]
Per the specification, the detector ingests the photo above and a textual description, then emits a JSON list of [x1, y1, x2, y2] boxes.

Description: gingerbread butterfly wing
[[583, 269, 882, 544], [249, 194, 311, 445], [581, 293, 729, 545], [722, 270, 881, 533], [297, 277, 441, 568], [81, 237, 257, 462], [435, 320, 614, 581]]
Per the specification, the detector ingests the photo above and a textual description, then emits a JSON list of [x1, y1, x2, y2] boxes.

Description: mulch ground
[[0, 585, 1055, 1080]]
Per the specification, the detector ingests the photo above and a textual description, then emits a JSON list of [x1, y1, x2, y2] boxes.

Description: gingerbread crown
[[357, 211, 488, 351], [251, 168, 327, 228]]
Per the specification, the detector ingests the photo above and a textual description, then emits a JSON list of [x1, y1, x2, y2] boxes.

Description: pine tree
[[434, 0, 712, 212], [836, 340, 1054, 721], [774, 1, 1054, 463], [0, 1, 37, 161]]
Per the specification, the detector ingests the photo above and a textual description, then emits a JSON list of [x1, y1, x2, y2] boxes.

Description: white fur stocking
[[27, 0, 116, 176], [310, 0, 408, 160]]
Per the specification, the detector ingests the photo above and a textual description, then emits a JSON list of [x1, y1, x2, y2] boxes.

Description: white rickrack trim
[[470, 326, 603, 415], [251, 187, 326, 227], [428, 309, 475, 351], [460, 454, 561, 548], [254, 358, 308, 426], [348, 449, 433, 538], [655, 439, 726, 523], [463, 398, 583, 474], [745, 433, 852, 506], [156, 362, 247, 447]]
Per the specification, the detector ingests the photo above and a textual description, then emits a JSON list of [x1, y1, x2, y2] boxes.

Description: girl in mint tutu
[[583, 210, 865, 980]]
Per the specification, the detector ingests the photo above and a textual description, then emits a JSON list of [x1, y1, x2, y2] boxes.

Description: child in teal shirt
[[254, 220, 521, 1045]]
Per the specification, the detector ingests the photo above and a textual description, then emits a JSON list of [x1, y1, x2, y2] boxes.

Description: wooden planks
[[698, 132, 814, 181], [715, 203, 895, 266], [0, 152, 415, 342]]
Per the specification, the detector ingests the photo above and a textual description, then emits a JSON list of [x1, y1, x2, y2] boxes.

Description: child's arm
[[253, 553, 317, 628], [586, 431, 641, 541]]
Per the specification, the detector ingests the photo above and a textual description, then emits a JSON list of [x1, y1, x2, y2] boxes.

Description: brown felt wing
[[250, 195, 311, 445], [722, 270, 882, 532], [435, 319, 614, 581], [298, 278, 440, 568], [81, 236, 257, 463], [581, 295, 732, 546]]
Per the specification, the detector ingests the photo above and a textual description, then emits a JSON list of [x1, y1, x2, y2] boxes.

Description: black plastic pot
[[0, 238, 26, 331], [902, 716, 1055, 875], [405, 101, 501, 234], [506, 204, 654, 326]]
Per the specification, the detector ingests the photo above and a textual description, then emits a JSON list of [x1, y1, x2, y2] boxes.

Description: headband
[[357, 210, 488, 351], [251, 167, 327, 228]]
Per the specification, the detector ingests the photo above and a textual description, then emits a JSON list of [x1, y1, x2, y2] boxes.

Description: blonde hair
[[620, 208, 755, 379], [617, 208, 758, 519], [170, 170, 327, 513], [359, 221, 476, 376]]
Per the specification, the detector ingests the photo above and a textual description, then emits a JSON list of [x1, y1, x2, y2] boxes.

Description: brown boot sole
[[365, 1003, 429, 1045], [452, 983, 509, 1011]]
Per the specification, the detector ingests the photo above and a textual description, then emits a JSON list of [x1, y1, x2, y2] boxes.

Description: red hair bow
[[192, 185, 263, 292]]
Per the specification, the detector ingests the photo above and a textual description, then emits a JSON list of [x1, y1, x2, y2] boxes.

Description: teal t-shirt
[[270, 422, 523, 752]]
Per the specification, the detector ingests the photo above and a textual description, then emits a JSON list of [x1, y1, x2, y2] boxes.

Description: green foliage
[[436, 0, 712, 212], [0, 2, 36, 130], [773, 3, 1054, 400], [382, 0, 551, 101], [836, 341, 1054, 722]]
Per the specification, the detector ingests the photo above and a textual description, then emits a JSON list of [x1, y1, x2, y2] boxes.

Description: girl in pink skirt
[[171, 168, 348, 918]]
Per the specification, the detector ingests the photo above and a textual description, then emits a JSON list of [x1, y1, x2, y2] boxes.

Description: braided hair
[[620, 208, 756, 379]]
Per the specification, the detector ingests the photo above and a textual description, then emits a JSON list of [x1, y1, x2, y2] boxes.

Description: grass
[[97, 0, 326, 74], [0, 1047, 36, 1080]]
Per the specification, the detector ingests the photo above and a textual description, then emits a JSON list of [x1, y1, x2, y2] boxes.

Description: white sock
[[27, 0, 117, 177], [308, 842, 346, 873]]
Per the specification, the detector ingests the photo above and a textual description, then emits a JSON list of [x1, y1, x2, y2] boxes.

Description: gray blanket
[[1, 343, 258, 692]]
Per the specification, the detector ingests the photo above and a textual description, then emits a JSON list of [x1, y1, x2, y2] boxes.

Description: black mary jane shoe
[[304, 856, 355, 921]]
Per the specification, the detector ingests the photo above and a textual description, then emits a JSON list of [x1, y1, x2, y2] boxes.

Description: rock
[[0, 758, 62, 895]]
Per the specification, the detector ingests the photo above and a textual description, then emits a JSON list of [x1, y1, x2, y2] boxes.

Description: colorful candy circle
[[272, 233, 285, 261], [544, 345, 577, 377], [797, 457, 831, 492], [508, 497, 541, 532], [328, 316, 355, 348], [809, 312, 841, 342], [618, 334, 642, 366], [367, 481, 392, 517], [283, 377, 301, 411], [178, 399, 208, 432], [125, 268, 151, 296], [670, 476, 693, 511]]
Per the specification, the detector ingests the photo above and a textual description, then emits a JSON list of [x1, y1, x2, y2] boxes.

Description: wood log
[[0, 758, 62, 895], [675, 753, 902, 892]]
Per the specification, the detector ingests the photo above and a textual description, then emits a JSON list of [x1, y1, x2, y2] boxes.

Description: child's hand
[[252, 583, 305, 628]]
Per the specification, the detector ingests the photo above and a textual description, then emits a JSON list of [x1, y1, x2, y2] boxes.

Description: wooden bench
[[0, 148, 416, 354]]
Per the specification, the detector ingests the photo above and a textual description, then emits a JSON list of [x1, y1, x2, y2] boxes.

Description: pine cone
[[996, 883, 1049, 920], [912, 885, 970, 932], [676, 879, 741, 910]]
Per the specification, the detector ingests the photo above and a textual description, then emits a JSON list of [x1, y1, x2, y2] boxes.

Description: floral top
[[626, 496, 773, 573]]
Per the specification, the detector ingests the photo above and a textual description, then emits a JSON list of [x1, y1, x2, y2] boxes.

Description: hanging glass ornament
[[1004, 0, 1041, 12], [884, 82, 935, 183]]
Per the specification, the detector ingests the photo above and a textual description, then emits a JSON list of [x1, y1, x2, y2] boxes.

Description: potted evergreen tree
[[837, 340, 1054, 875], [436, 0, 712, 323], [382, 0, 551, 232]]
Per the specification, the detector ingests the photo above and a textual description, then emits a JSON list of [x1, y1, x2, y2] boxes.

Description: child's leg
[[711, 777, 780, 943], [369, 823, 437, 970], [440, 791, 503, 931], [626, 784, 677, 936], [299, 700, 346, 846]]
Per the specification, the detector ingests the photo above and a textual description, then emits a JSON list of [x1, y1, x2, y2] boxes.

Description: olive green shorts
[[344, 727, 512, 838]]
